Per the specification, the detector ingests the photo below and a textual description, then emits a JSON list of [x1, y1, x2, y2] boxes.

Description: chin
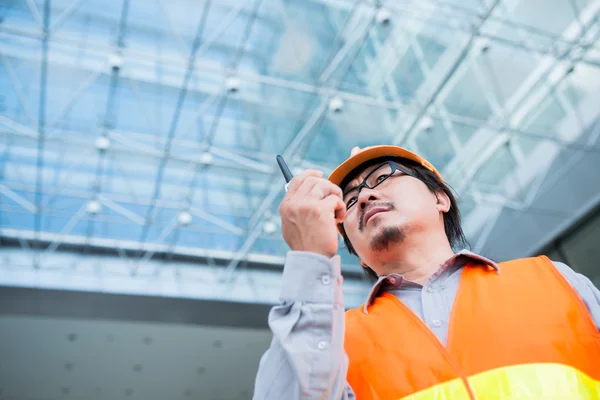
[[369, 225, 405, 252]]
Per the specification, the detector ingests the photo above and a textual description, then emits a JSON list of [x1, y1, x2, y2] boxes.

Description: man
[[253, 145, 600, 399]]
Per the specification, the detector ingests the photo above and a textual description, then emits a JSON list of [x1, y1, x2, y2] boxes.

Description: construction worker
[[253, 145, 600, 399]]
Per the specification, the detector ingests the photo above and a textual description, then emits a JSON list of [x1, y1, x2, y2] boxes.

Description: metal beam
[[0, 184, 37, 213], [86, 0, 130, 249], [48, 0, 87, 34], [1, 180, 254, 220], [97, 195, 145, 225], [0, 54, 37, 126], [33, 0, 51, 269], [48, 71, 103, 128], [0, 249, 371, 308], [0, 25, 420, 115], [25, 0, 44, 29]]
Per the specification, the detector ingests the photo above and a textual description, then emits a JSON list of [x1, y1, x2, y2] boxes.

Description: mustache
[[359, 202, 395, 231]]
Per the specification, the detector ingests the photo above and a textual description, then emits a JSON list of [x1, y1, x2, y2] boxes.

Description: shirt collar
[[362, 249, 500, 314]]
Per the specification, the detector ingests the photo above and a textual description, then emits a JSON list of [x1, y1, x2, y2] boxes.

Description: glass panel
[[474, 143, 516, 187], [303, 102, 399, 168], [496, 0, 577, 36], [416, 34, 447, 69], [390, 47, 424, 101], [414, 118, 456, 171], [520, 95, 567, 135], [443, 65, 493, 120], [475, 42, 537, 107]]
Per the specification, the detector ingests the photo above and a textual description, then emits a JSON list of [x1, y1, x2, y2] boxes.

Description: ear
[[360, 260, 368, 268], [435, 191, 451, 213]]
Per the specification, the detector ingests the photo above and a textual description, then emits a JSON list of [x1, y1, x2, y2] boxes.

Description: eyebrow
[[342, 164, 381, 196], [343, 185, 358, 197]]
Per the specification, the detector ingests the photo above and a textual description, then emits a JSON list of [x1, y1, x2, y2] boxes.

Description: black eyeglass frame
[[343, 161, 416, 210]]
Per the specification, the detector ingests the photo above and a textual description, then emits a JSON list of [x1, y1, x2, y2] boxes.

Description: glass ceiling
[[1, 0, 600, 287]]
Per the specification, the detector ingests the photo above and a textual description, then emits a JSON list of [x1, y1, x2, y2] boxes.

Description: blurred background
[[1, 0, 600, 398]]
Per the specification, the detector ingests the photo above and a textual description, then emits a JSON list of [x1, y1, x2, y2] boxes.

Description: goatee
[[370, 226, 405, 252]]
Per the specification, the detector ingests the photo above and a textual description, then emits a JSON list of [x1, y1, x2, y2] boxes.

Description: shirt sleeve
[[253, 251, 355, 400], [552, 261, 600, 330]]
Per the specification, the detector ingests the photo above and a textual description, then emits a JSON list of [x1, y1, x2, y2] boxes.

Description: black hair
[[339, 156, 470, 282]]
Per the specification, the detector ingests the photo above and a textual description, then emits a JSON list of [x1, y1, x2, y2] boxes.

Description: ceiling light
[[417, 116, 434, 133], [198, 152, 213, 165], [477, 38, 490, 53], [95, 136, 110, 151], [108, 53, 123, 69], [225, 76, 240, 93], [375, 8, 391, 26], [177, 211, 192, 226], [263, 220, 277, 234], [86, 200, 101, 215], [328, 96, 344, 113]]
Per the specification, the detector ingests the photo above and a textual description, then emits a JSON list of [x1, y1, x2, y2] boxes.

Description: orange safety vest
[[344, 256, 600, 399]]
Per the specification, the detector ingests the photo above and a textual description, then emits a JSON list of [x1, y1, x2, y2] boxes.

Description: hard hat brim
[[328, 145, 443, 188]]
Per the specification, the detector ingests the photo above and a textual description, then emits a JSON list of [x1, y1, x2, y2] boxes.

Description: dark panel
[[0, 286, 271, 329]]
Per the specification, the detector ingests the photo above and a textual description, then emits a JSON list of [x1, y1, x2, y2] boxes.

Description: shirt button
[[440, 285, 446, 291], [321, 275, 331, 285], [431, 320, 442, 327], [426, 286, 434, 293], [388, 277, 396, 284], [317, 341, 328, 350]]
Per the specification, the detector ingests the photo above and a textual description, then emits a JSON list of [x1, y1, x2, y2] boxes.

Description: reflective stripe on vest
[[402, 363, 600, 400]]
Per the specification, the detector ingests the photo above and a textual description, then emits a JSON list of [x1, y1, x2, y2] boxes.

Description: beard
[[369, 225, 405, 252]]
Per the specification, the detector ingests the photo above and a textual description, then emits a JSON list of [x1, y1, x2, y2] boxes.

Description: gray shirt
[[253, 249, 600, 400]]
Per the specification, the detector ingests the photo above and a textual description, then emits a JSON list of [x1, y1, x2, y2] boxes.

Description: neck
[[372, 232, 455, 285]]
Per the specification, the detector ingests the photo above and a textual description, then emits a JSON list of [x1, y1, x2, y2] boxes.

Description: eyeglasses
[[343, 161, 414, 210]]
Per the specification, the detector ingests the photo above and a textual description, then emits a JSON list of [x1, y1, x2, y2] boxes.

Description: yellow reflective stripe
[[400, 376, 469, 400], [469, 363, 600, 400], [400, 363, 600, 400]]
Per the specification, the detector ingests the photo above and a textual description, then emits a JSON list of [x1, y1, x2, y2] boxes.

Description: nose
[[358, 187, 381, 210]]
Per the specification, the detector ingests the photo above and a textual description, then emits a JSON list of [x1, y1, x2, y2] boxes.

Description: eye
[[346, 197, 357, 210], [375, 173, 389, 183]]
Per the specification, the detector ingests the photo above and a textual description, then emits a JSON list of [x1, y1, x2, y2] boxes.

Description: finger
[[319, 180, 344, 200], [286, 169, 322, 195], [295, 176, 322, 197], [323, 194, 347, 224], [308, 179, 343, 200]]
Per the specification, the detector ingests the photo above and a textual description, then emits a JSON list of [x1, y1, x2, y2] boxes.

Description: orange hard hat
[[328, 145, 443, 188]]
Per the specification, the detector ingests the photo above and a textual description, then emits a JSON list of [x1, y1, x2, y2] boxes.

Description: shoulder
[[504, 257, 600, 327], [497, 255, 552, 269], [345, 306, 366, 324]]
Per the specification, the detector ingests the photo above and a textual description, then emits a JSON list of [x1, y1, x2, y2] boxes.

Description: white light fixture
[[263, 220, 277, 234], [225, 76, 241, 93], [177, 211, 192, 226], [328, 96, 344, 113], [86, 200, 101, 215], [108, 53, 123, 69], [375, 8, 391, 26], [198, 152, 213, 165], [417, 116, 434, 133], [476, 38, 490, 53], [95, 136, 110, 151]]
